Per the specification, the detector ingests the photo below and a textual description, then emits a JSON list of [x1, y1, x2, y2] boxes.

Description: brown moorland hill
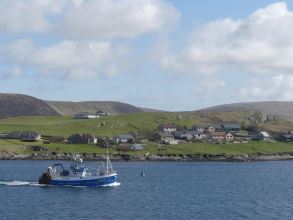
[[0, 94, 59, 118]]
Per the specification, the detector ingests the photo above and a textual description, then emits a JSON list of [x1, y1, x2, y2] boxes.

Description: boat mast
[[106, 147, 109, 173]]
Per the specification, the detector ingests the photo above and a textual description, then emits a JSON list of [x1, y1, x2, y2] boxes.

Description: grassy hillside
[[0, 112, 201, 137], [202, 101, 293, 122], [1, 93, 293, 123], [0, 93, 153, 119], [47, 101, 145, 116], [0, 93, 58, 118], [0, 111, 292, 138]]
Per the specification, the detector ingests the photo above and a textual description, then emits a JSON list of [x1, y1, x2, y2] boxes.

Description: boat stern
[[38, 172, 51, 184]]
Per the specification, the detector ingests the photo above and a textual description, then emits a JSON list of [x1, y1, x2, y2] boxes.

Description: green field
[[0, 113, 183, 137], [0, 112, 215, 138], [0, 113, 293, 157], [1, 138, 293, 157], [0, 112, 292, 137]]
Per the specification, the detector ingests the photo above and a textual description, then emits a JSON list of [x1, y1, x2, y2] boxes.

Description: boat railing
[[97, 167, 116, 176]]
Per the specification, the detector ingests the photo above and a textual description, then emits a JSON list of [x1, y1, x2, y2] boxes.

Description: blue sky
[[1, 0, 293, 111]]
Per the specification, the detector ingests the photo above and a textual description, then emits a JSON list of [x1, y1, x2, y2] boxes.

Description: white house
[[114, 135, 135, 144], [96, 111, 111, 116], [157, 124, 177, 133], [259, 131, 271, 141], [206, 126, 216, 133], [74, 112, 100, 119], [225, 132, 234, 142]]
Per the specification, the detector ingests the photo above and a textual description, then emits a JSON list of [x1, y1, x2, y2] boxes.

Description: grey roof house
[[174, 131, 194, 141], [279, 134, 293, 142], [214, 124, 223, 131], [8, 131, 23, 139], [221, 123, 241, 132], [191, 125, 206, 133], [68, 134, 97, 144], [21, 131, 41, 142], [190, 131, 206, 140]]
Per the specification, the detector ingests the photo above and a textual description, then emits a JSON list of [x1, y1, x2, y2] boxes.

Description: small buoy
[[141, 171, 145, 177]]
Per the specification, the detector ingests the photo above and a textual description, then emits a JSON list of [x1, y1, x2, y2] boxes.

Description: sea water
[[0, 160, 293, 219]]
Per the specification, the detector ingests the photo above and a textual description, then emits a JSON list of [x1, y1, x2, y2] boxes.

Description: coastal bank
[[2, 152, 293, 162]]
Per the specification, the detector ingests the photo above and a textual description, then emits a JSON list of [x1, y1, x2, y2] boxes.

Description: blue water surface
[[0, 160, 293, 220]]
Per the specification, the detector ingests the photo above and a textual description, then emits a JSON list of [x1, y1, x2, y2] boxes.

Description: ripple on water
[[0, 160, 293, 219]]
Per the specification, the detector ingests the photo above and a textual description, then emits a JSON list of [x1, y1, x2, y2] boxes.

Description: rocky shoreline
[[1, 152, 293, 162]]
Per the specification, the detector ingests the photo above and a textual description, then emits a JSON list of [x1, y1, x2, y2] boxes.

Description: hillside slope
[[0, 94, 59, 118], [201, 101, 293, 122], [1, 93, 293, 122], [0, 93, 156, 118], [47, 101, 144, 116]]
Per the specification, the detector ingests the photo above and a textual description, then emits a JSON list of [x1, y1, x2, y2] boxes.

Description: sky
[[1, 0, 293, 111]]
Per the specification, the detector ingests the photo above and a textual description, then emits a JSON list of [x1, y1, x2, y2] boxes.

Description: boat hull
[[49, 173, 117, 187]]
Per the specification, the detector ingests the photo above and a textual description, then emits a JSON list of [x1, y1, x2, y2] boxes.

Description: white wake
[[0, 181, 38, 186], [102, 182, 121, 187]]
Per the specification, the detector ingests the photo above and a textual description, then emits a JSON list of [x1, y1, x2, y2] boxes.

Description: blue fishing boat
[[39, 154, 118, 187]]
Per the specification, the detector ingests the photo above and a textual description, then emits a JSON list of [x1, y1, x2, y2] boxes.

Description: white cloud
[[200, 78, 226, 89], [0, 66, 22, 79], [11, 66, 22, 77], [161, 2, 293, 75], [193, 78, 226, 96], [0, 0, 180, 39], [58, 0, 180, 39], [0, 39, 128, 79], [237, 74, 293, 100], [0, 0, 180, 79], [0, 0, 63, 33]]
